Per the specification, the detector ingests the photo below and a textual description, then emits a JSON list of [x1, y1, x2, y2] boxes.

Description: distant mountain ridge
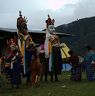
[[56, 16, 95, 56]]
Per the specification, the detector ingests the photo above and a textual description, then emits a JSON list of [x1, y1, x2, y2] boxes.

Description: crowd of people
[[0, 13, 95, 89], [0, 44, 95, 89]]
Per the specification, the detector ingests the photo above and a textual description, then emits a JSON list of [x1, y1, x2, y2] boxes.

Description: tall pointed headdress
[[19, 10, 22, 16]]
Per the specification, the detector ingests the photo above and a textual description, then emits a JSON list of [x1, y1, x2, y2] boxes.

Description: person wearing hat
[[17, 11, 28, 35], [6, 39, 22, 88]]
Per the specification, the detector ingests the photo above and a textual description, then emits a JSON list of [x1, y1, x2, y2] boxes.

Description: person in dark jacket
[[68, 50, 82, 81]]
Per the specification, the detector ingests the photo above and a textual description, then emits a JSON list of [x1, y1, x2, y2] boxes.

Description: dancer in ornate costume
[[17, 11, 34, 76], [6, 38, 22, 88], [45, 15, 62, 81]]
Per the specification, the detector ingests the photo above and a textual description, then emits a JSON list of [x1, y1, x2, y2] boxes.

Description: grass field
[[0, 72, 95, 96]]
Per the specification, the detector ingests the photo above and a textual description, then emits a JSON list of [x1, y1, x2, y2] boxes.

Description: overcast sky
[[0, 0, 95, 30]]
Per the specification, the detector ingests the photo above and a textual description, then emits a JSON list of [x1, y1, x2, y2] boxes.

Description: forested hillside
[[56, 16, 95, 55]]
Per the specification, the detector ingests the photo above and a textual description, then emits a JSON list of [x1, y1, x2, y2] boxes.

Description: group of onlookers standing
[[0, 44, 95, 89], [67, 45, 95, 81]]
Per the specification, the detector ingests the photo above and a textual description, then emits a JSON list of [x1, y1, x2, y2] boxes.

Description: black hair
[[68, 50, 74, 55], [86, 45, 92, 51]]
